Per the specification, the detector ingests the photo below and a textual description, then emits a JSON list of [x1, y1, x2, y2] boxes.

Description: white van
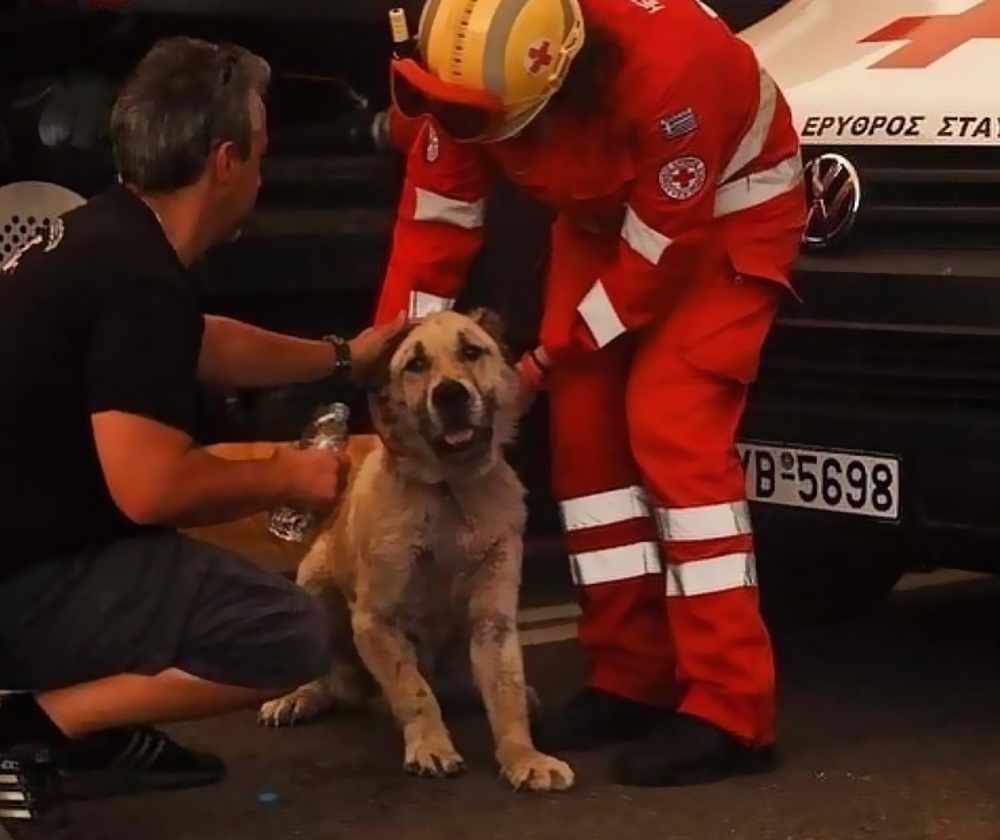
[[736, 0, 1000, 620]]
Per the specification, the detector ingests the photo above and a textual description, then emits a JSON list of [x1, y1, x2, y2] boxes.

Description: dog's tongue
[[443, 429, 474, 446]]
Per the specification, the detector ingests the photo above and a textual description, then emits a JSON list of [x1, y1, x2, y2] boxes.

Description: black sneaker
[[612, 712, 778, 788], [0, 744, 103, 839], [57, 726, 225, 800], [530, 687, 665, 753]]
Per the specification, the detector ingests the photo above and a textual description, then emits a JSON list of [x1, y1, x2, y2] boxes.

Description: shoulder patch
[[660, 108, 698, 139], [658, 157, 707, 201], [426, 124, 440, 163]]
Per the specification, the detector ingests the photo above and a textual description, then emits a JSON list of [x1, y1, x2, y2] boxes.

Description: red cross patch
[[658, 156, 706, 201], [525, 39, 555, 75]]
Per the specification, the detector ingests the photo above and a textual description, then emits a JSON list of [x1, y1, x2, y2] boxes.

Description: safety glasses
[[389, 57, 507, 143]]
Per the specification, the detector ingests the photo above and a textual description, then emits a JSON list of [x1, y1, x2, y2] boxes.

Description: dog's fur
[[253, 309, 574, 792]]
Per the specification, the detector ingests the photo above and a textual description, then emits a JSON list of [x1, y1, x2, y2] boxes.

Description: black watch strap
[[321, 334, 353, 381]]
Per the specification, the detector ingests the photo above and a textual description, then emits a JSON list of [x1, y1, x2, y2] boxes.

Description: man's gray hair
[[111, 37, 271, 194]]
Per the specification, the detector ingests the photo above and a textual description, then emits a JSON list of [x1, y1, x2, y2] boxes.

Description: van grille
[[754, 322, 1000, 412], [803, 145, 1000, 252]]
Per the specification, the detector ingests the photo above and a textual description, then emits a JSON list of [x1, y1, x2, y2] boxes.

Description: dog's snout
[[431, 379, 471, 413]]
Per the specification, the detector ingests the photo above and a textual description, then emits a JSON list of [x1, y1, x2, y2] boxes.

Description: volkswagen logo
[[802, 152, 861, 250]]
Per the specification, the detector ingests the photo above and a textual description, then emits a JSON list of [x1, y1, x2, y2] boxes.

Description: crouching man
[[0, 37, 406, 839]]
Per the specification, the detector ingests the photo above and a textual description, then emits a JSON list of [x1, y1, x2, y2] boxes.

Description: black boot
[[0, 744, 104, 840], [531, 687, 665, 753], [57, 725, 225, 800], [613, 712, 777, 788]]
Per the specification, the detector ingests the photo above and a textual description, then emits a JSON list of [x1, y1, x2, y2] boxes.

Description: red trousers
[[544, 215, 780, 746]]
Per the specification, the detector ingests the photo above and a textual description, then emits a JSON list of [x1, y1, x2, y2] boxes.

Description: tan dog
[[252, 308, 574, 792]]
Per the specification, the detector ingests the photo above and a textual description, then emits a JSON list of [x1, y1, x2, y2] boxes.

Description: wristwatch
[[321, 334, 353, 381]]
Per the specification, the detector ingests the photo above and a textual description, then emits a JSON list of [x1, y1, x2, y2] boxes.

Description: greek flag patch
[[660, 108, 698, 139]]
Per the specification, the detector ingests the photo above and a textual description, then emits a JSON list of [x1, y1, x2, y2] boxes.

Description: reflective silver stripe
[[560, 485, 649, 532], [409, 291, 455, 318], [719, 67, 777, 184], [412, 188, 485, 229], [666, 553, 757, 598], [621, 205, 673, 265], [656, 501, 752, 542], [714, 152, 803, 218], [482, 0, 534, 97], [570, 541, 662, 586], [577, 279, 626, 348]]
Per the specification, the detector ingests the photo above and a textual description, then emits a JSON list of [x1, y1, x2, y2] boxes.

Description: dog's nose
[[431, 379, 471, 413]]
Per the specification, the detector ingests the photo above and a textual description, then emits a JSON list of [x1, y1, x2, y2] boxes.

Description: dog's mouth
[[431, 424, 493, 458]]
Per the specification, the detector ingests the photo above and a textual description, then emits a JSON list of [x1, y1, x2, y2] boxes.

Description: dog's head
[[364, 308, 521, 477]]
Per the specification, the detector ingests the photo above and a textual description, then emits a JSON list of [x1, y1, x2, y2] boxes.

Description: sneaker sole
[[60, 766, 226, 800]]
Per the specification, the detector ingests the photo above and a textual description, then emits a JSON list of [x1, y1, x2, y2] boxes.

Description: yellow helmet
[[391, 0, 586, 143]]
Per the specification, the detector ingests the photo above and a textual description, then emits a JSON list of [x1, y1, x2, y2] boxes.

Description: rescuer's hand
[[515, 349, 549, 416], [348, 312, 409, 382]]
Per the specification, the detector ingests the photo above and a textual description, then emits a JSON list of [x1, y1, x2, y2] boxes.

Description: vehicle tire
[[754, 518, 908, 625]]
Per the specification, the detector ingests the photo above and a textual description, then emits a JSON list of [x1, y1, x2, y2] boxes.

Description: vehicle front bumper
[[741, 263, 1000, 574]]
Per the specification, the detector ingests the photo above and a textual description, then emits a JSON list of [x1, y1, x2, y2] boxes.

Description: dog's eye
[[404, 355, 429, 374], [461, 344, 485, 362]]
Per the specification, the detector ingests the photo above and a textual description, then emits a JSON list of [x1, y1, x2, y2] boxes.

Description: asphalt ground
[[76, 570, 1000, 840]]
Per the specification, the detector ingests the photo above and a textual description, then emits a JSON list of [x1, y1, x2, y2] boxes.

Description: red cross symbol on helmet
[[526, 39, 554, 75]]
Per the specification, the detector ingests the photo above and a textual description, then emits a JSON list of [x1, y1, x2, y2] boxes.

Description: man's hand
[[272, 446, 350, 511], [348, 312, 409, 381]]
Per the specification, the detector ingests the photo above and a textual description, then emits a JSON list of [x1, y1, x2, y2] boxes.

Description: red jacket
[[375, 0, 806, 367]]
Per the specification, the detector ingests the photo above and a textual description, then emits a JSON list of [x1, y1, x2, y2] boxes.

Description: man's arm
[[374, 115, 492, 324], [197, 312, 408, 389], [198, 316, 337, 388], [91, 411, 293, 527], [87, 278, 335, 528]]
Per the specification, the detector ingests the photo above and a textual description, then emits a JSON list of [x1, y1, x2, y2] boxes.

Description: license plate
[[737, 441, 900, 520]]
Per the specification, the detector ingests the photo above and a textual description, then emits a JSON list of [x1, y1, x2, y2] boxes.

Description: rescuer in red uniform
[[373, 0, 807, 787]]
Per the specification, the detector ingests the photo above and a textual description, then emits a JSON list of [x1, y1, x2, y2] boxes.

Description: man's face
[[209, 92, 268, 243]]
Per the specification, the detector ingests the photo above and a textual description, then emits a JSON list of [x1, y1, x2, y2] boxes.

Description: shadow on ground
[[81, 577, 1000, 840]]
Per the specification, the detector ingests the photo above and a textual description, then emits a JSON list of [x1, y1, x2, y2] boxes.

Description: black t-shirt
[[0, 185, 205, 576]]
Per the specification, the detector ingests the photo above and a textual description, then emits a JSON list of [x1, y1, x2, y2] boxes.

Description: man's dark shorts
[[0, 533, 331, 692]]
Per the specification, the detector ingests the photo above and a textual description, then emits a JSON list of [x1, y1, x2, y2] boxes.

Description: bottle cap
[[389, 8, 410, 44], [314, 402, 350, 425]]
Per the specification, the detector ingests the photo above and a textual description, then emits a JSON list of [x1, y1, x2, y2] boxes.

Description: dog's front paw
[[498, 744, 575, 792], [403, 729, 466, 778], [258, 684, 333, 728]]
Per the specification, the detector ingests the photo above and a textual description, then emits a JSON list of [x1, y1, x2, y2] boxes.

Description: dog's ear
[[358, 323, 414, 394], [468, 307, 513, 362]]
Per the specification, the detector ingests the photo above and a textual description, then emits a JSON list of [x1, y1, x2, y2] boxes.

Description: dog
[[255, 308, 575, 793]]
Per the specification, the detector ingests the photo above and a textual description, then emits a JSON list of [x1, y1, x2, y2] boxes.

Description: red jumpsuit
[[375, 0, 807, 745]]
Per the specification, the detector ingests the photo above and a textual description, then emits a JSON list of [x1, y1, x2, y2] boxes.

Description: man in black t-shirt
[[0, 37, 406, 839]]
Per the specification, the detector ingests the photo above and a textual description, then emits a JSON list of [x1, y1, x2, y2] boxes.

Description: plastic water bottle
[[267, 402, 350, 543]]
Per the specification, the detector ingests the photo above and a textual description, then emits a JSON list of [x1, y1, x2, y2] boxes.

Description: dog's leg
[[469, 540, 575, 792], [352, 588, 465, 778], [259, 543, 373, 727]]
